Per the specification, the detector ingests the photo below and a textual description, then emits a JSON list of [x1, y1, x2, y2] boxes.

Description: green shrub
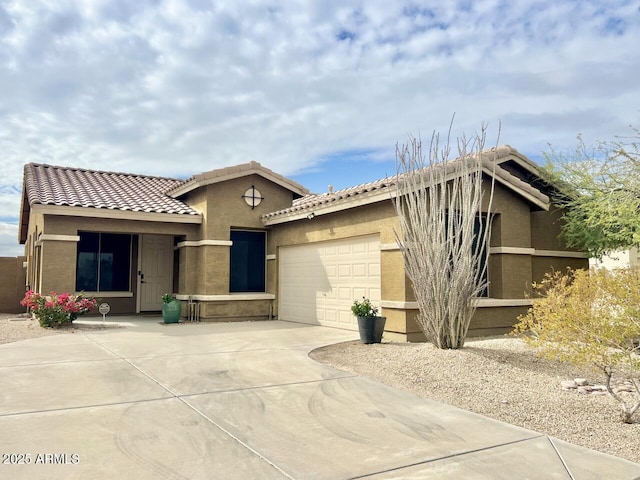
[[514, 268, 640, 423], [21, 291, 97, 328], [351, 297, 379, 318]]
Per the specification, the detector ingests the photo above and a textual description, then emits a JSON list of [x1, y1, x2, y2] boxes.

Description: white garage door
[[278, 235, 381, 330]]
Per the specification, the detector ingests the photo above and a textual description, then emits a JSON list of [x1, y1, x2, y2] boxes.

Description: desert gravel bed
[[310, 337, 640, 464], [0, 313, 65, 344], [0, 313, 118, 344]]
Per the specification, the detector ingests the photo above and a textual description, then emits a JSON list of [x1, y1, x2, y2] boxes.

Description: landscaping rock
[[561, 380, 577, 389]]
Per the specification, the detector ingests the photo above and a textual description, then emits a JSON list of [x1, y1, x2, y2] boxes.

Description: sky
[[1, 0, 639, 256]]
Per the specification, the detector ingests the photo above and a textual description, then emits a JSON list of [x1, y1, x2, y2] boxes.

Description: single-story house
[[18, 146, 589, 340]]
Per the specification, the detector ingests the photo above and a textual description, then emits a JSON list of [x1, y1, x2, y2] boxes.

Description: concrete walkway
[[0, 318, 638, 480]]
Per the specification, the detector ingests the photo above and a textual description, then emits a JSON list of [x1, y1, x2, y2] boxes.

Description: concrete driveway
[[0, 318, 638, 480]]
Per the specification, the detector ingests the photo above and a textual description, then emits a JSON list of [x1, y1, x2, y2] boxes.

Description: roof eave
[[18, 190, 30, 244], [30, 204, 203, 224], [169, 168, 309, 199]]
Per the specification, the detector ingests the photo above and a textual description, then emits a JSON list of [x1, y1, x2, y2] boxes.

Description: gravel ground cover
[[0, 313, 118, 344], [310, 337, 640, 464]]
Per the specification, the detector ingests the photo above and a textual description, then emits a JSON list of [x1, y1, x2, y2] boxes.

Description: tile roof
[[166, 161, 309, 198], [262, 145, 550, 222], [23, 163, 199, 215]]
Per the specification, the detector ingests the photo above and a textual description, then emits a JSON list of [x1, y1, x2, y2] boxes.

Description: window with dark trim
[[76, 232, 132, 291], [473, 214, 490, 297], [230, 230, 266, 293]]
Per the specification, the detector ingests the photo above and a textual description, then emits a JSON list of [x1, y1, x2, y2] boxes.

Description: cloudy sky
[[1, 0, 639, 256]]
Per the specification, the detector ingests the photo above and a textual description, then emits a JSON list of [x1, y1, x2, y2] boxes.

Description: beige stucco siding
[[490, 183, 532, 248], [531, 257, 589, 284], [530, 208, 566, 250], [200, 175, 296, 240], [0, 257, 27, 313], [494, 254, 533, 298]]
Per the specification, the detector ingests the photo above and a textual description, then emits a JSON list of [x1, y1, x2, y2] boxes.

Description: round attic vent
[[243, 186, 264, 209]]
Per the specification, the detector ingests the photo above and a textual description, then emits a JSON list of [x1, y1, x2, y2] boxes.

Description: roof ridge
[[265, 145, 547, 220], [166, 160, 309, 197]]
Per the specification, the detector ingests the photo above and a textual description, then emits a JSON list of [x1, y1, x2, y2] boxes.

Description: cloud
[[0, 222, 22, 257], [0, 0, 639, 254]]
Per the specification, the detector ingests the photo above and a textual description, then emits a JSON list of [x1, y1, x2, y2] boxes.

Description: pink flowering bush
[[21, 290, 97, 328]]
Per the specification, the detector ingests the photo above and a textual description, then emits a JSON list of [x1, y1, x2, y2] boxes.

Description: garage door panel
[[352, 263, 368, 277], [338, 310, 353, 325], [279, 235, 381, 330], [338, 265, 351, 277]]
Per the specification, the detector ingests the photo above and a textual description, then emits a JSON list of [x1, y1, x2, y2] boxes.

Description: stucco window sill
[[80, 291, 134, 298], [380, 298, 533, 309], [175, 294, 275, 302]]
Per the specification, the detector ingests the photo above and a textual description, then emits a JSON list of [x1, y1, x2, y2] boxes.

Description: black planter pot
[[357, 316, 386, 344]]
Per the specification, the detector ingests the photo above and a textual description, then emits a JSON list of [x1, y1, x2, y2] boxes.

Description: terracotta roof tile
[[262, 145, 549, 220], [24, 163, 199, 216]]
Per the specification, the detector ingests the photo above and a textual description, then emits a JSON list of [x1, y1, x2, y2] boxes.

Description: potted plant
[[351, 297, 386, 344], [162, 293, 181, 324]]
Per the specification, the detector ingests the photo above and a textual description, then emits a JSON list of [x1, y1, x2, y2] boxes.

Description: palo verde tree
[[542, 128, 640, 258], [393, 126, 495, 349], [514, 268, 640, 424]]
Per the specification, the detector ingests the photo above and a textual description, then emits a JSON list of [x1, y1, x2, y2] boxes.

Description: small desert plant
[[513, 268, 640, 423], [351, 297, 379, 318], [162, 293, 176, 304]]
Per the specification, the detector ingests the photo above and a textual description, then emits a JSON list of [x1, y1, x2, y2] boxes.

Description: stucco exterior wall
[[0, 257, 27, 313], [490, 182, 532, 248], [176, 175, 298, 319], [530, 207, 567, 250]]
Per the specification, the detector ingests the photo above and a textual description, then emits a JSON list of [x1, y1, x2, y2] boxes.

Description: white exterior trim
[[533, 250, 589, 258], [266, 254, 276, 260], [32, 204, 202, 224], [175, 293, 275, 301], [379, 243, 402, 251], [176, 240, 233, 248], [380, 298, 533, 309], [489, 247, 535, 255], [35, 234, 80, 246]]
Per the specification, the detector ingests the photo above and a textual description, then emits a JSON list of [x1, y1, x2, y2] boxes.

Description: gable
[[167, 161, 309, 199]]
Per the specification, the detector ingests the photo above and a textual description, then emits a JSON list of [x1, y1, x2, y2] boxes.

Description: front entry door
[[139, 235, 174, 311]]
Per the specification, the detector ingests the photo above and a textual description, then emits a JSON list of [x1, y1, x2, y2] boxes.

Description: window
[[473, 214, 490, 297], [230, 230, 266, 293], [76, 232, 132, 291]]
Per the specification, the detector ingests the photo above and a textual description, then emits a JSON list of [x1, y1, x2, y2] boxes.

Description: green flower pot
[[162, 299, 181, 324]]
